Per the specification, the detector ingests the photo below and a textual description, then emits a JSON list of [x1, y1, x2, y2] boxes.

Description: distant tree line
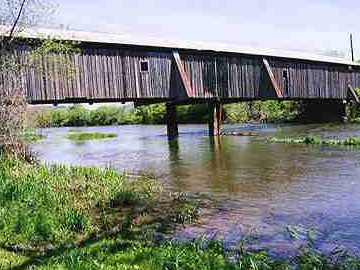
[[33, 101, 303, 128]]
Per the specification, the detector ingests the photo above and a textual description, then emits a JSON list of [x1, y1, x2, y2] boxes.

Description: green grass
[[2, 235, 360, 270], [268, 135, 360, 147], [0, 158, 128, 248], [1, 157, 360, 269], [67, 132, 117, 141]]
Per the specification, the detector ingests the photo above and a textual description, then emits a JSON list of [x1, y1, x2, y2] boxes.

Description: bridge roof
[[5, 27, 360, 67]]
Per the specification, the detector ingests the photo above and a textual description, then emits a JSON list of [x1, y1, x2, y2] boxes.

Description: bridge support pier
[[166, 103, 179, 139], [209, 103, 222, 136]]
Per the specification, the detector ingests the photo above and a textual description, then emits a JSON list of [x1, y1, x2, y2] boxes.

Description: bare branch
[[8, 0, 27, 41]]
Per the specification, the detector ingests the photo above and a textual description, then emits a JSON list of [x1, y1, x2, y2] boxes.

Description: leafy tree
[[0, 0, 77, 159]]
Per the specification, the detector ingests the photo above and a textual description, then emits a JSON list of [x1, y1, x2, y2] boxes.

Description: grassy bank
[[1, 157, 360, 269]]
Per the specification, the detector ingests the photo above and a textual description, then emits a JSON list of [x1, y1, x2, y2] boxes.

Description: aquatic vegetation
[[21, 132, 45, 143], [343, 136, 360, 146], [172, 203, 201, 225], [67, 132, 117, 141], [268, 135, 360, 147]]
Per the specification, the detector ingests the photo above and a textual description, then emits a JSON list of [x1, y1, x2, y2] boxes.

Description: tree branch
[[8, 0, 27, 41]]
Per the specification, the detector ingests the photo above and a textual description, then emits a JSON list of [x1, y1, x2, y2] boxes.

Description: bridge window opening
[[282, 69, 288, 79], [140, 60, 149, 72]]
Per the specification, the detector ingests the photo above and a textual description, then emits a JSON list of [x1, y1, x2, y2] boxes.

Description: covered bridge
[[3, 28, 360, 136]]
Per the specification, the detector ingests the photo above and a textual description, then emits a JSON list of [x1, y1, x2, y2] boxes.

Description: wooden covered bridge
[[4, 28, 360, 137]]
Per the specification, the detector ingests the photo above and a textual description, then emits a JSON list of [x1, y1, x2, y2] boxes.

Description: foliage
[[225, 103, 250, 123], [67, 132, 117, 141], [0, 0, 80, 160], [34, 104, 208, 127], [345, 89, 360, 123], [225, 101, 300, 123], [177, 104, 211, 123], [354, 88, 360, 97], [131, 104, 166, 124], [34, 101, 303, 128]]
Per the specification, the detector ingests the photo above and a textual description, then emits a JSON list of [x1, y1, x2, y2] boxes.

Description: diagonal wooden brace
[[348, 84, 360, 104], [172, 51, 194, 98], [263, 58, 283, 98]]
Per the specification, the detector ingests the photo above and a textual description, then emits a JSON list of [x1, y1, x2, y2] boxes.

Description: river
[[32, 123, 360, 257]]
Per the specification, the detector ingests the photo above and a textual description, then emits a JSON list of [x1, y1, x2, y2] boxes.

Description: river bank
[[3, 120, 360, 269], [2, 156, 360, 269]]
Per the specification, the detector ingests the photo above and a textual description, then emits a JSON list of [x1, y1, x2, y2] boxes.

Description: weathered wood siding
[[180, 55, 265, 99], [178, 53, 359, 100], [4, 45, 359, 103], [269, 60, 357, 99], [23, 48, 172, 103]]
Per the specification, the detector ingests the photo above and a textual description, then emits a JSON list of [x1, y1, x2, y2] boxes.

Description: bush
[[224, 101, 300, 123], [34, 101, 307, 128]]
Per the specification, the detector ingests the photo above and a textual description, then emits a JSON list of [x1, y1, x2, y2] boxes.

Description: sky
[[51, 0, 360, 60]]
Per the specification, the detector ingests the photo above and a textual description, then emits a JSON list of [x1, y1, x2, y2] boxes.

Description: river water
[[32, 123, 360, 257]]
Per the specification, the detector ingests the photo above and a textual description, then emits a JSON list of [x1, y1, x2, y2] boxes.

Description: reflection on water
[[33, 123, 360, 257]]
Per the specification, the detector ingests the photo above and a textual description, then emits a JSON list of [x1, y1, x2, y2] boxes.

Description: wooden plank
[[263, 58, 283, 98], [348, 84, 360, 104], [172, 51, 194, 98]]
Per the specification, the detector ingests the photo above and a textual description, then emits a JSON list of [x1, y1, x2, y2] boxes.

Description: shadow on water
[[32, 124, 360, 256]]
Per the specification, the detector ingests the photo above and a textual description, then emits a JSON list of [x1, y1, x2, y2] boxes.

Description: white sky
[[53, 0, 360, 60]]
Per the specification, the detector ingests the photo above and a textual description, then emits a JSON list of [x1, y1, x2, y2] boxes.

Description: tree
[[0, 0, 76, 160]]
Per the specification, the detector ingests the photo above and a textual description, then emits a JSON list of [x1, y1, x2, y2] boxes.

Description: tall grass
[[0, 158, 128, 248], [4, 235, 360, 270], [1, 157, 360, 269]]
